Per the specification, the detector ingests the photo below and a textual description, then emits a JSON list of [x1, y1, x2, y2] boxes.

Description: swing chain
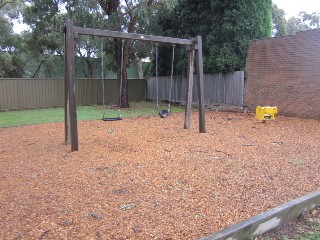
[[168, 44, 175, 110], [101, 40, 106, 118], [155, 42, 160, 111], [118, 39, 124, 118]]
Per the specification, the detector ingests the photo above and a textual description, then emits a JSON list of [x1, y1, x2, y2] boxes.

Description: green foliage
[[0, 11, 25, 77], [272, 4, 320, 36], [22, 0, 65, 77], [287, 11, 320, 35], [19, 0, 177, 102], [0, 51, 25, 77], [211, 0, 272, 73], [22, 0, 108, 78], [287, 16, 309, 35], [301, 11, 320, 28], [95, 0, 179, 107], [0, 0, 15, 9], [272, 3, 287, 36], [159, 0, 272, 74]]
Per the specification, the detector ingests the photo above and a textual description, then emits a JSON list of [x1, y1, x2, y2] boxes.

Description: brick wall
[[244, 29, 320, 119]]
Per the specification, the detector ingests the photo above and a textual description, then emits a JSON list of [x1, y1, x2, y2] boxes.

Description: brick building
[[244, 29, 320, 119]]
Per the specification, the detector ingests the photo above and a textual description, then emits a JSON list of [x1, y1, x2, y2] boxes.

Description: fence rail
[[0, 78, 146, 110], [147, 71, 244, 106]]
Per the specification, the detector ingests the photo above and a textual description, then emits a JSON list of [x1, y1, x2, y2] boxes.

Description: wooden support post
[[64, 20, 78, 151], [184, 48, 195, 129], [195, 36, 206, 133]]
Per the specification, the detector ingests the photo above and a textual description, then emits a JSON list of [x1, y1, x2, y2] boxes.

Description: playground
[[1, 110, 319, 239]]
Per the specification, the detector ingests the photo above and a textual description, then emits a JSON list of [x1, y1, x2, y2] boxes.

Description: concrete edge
[[199, 190, 320, 240]]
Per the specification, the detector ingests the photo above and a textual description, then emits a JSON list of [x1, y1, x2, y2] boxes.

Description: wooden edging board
[[199, 190, 320, 240]]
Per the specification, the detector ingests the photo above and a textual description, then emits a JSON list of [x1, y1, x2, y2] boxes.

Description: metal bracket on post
[[186, 45, 198, 51], [60, 26, 66, 33]]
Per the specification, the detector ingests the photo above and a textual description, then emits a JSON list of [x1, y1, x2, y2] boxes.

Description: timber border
[[199, 190, 320, 240]]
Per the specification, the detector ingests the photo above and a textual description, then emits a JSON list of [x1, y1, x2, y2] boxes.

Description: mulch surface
[[0, 111, 320, 240]]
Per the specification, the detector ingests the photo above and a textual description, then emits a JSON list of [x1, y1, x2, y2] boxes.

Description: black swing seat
[[159, 109, 171, 118], [102, 117, 122, 121]]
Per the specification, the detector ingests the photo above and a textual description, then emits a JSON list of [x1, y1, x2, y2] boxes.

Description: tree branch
[[122, 0, 155, 18], [97, 0, 109, 15], [0, 0, 16, 9]]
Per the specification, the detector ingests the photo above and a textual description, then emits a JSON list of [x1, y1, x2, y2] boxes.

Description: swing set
[[100, 40, 175, 120], [100, 40, 123, 121], [155, 43, 176, 118], [61, 20, 206, 152]]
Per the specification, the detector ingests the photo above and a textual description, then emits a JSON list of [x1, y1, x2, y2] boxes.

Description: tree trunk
[[97, 0, 139, 108], [32, 59, 45, 78], [135, 53, 144, 79], [115, 38, 129, 108], [87, 60, 94, 79], [116, 17, 137, 108]]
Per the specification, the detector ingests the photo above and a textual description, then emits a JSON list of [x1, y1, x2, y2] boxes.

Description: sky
[[272, 0, 320, 18]]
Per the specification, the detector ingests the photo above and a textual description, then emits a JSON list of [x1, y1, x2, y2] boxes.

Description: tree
[[22, 0, 175, 107], [96, 0, 176, 107], [300, 11, 320, 29], [272, 8, 320, 36], [272, 3, 287, 36], [286, 16, 309, 35], [22, 0, 64, 77], [0, 0, 18, 9], [208, 0, 272, 72], [159, 0, 272, 73], [66, 1, 109, 79], [286, 11, 320, 35], [0, 1, 25, 77], [22, 0, 107, 78]]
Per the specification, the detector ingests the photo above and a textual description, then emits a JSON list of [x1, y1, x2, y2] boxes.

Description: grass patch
[[289, 159, 305, 166], [0, 102, 185, 128], [296, 221, 320, 240]]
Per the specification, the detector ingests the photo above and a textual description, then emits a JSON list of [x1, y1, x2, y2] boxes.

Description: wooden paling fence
[[147, 71, 244, 106], [0, 78, 146, 110]]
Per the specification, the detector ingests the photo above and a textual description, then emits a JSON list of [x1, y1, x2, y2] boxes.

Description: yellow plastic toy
[[256, 106, 278, 121]]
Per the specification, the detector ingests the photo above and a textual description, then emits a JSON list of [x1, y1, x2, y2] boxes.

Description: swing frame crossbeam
[[61, 20, 206, 152], [72, 26, 193, 45]]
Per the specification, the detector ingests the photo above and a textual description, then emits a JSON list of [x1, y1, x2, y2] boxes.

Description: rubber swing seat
[[102, 117, 122, 121], [159, 109, 171, 118]]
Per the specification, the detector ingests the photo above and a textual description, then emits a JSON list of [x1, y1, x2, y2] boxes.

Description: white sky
[[272, 0, 320, 18]]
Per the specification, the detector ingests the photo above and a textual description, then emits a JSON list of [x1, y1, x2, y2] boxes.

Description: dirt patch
[[0, 111, 320, 239], [257, 206, 320, 239]]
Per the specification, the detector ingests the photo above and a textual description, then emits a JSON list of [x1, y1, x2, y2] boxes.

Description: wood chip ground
[[0, 111, 319, 239]]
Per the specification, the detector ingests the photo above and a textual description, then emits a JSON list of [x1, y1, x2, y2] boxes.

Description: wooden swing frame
[[61, 20, 206, 152]]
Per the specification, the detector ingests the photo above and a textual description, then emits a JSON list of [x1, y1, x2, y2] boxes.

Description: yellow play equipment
[[256, 106, 278, 121]]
